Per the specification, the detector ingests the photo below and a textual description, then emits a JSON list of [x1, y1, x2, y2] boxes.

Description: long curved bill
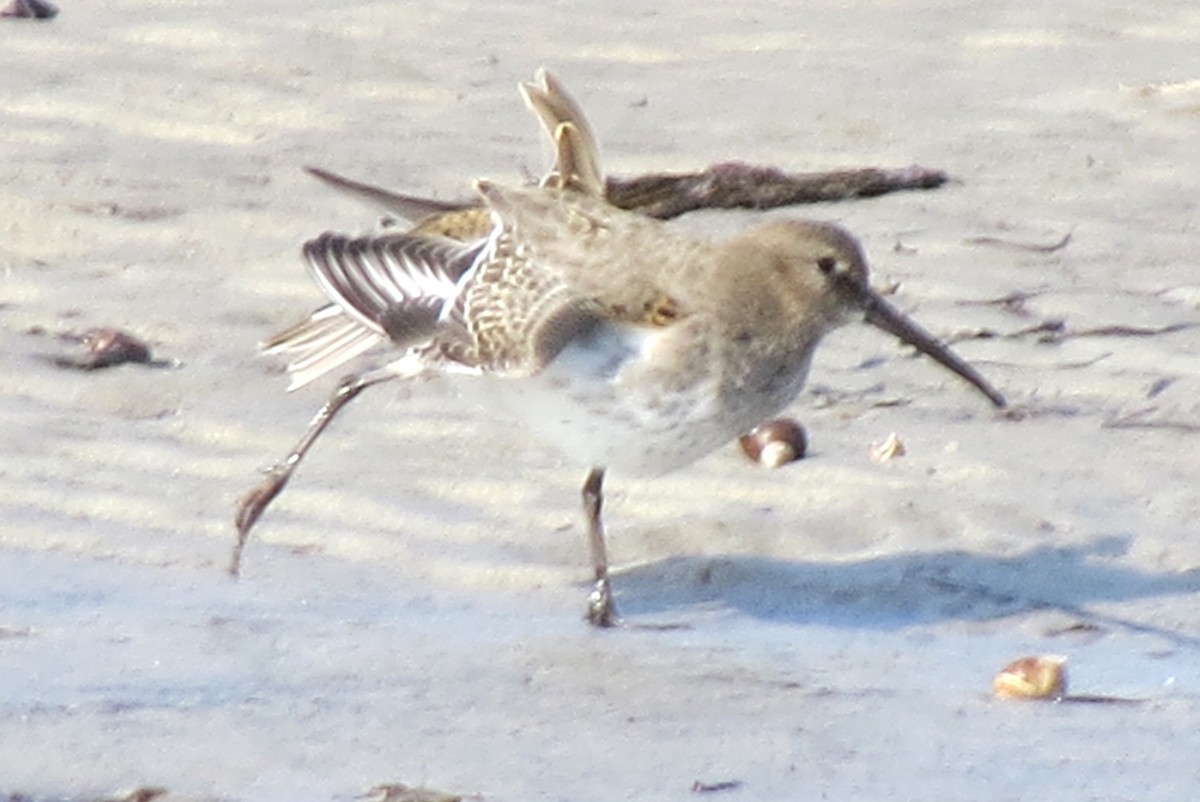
[[860, 289, 1006, 408]]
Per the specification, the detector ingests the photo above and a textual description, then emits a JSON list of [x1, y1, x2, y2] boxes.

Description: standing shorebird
[[233, 70, 1006, 627]]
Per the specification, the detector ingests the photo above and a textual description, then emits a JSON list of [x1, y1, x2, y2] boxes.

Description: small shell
[[1, 0, 58, 18], [81, 328, 153, 367], [361, 784, 462, 802], [870, 432, 906, 463], [111, 788, 168, 802], [49, 326, 175, 371], [992, 655, 1068, 700], [738, 419, 807, 468]]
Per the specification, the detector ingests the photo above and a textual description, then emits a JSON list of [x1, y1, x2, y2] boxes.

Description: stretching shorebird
[[233, 70, 1005, 626]]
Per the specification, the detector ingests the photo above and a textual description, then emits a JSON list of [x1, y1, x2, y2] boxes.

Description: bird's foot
[[585, 578, 621, 628]]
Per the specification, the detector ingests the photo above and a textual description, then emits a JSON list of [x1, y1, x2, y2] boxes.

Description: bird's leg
[[229, 369, 394, 577], [581, 466, 619, 627]]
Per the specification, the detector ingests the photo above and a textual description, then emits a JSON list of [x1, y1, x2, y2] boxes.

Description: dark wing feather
[[303, 166, 469, 222], [263, 232, 485, 389], [302, 231, 483, 349]]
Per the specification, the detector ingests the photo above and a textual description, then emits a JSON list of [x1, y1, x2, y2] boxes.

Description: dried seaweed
[[606, 162, 948, 220]]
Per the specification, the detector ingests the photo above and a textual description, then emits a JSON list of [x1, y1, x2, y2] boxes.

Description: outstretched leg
[[581, 466, 618, 627], [229, 369, 395, 576]]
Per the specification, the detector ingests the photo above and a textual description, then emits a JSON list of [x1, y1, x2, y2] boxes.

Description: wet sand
[[2, 1, 1199, 799]]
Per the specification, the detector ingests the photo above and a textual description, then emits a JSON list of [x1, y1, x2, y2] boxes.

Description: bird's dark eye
[[817, 256, 837, 275]]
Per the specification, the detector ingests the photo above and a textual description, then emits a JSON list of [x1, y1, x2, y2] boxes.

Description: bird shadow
[[611, 534, 1200, 646]]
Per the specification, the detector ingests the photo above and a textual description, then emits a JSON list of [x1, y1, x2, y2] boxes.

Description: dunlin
[[233, 70, 1006, 626]]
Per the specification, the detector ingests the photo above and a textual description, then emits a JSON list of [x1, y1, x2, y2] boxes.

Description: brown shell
[[739, 418, 808, 467], [992, 655, 1068, 700]]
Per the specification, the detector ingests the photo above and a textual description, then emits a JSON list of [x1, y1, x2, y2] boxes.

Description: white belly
[[488, 319, 812, 476]]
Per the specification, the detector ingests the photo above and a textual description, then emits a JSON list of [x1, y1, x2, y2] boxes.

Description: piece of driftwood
[[605, 162, 948, 220]]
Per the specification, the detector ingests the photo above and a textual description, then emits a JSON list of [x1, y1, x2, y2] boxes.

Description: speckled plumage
[[234, 70, 1005, 627], [268, 69, 605, 390]]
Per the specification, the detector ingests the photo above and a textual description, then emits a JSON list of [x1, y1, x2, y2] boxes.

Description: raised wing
[[303, 230, 484, 343], [264, 232, 485, 388], [520, 68, 604, 196]]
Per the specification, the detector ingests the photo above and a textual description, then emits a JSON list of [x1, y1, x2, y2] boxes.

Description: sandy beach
[[3, 1, 1199, 799]]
